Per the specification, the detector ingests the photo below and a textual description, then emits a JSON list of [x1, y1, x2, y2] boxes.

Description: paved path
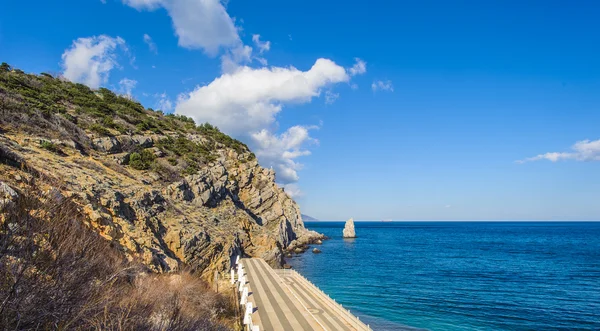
[[241, 258, 371, 331]]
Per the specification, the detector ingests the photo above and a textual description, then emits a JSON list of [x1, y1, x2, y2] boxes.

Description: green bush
[[128, 149, 156, 170], [89, 124, 111, 136], [39, 140, 62, 154], [0, 62, 11, 72]]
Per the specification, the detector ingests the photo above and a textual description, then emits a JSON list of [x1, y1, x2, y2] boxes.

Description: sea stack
[[343, 218, 356, 238]]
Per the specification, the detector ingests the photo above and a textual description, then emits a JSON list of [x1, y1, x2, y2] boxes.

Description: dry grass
[[0, 184, 235, 330]]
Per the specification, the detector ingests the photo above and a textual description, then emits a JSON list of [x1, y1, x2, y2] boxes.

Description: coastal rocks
[[312, 248, 322, 254], [286, 230, 327, 252], [0, 127, 325, 279], [343, 218, 356, 238]]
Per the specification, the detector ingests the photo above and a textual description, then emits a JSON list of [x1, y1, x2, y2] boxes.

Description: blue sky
[[1, 0, 599, 220]]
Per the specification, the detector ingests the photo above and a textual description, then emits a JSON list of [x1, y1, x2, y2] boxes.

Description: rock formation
[[0, 68, 325, 280], [343, 218, 356, 238]]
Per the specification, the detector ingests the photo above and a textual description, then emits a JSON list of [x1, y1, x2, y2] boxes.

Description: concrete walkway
[[241, 258, 371, 331]]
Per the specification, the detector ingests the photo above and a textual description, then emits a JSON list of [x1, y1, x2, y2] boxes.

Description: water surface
[[288, 222, 600, 330]]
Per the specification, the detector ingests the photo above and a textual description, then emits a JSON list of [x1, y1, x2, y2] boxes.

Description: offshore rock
[[343, 218, 356, 238]]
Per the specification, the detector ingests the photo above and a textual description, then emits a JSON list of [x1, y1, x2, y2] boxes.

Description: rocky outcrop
[[0, 132, 323, 279], [0, 181, 18, 211], [93, 137, 121, 154], [343, 218, 356, 238]]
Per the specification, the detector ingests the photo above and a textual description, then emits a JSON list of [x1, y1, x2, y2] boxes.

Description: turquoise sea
[[289, 222, 600, 330]]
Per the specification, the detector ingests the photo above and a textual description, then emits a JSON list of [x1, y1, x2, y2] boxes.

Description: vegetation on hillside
[[0, 184, 235, 330], [0, 62, 255, 178]]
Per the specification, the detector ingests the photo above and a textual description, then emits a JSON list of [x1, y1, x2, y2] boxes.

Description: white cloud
[[119, 78, 137, 98], [371, 79, 393, 92], [61, 35, 126, 88], [252, 34, 271, 54], [282, 183, 303, 199], [251, 126, 317, 183], [220, 44, 253, 73], [348, 58, 366, 76], [176, 58, 348, 135], [123, 0, 240, 55], [176, 58, 351, 183], [122, 0, 163, 9], [255, 57, 268, 66], [155, 92, 173, 112], [324, 91, 339, 104], [143, 33, 157, 53], [517, 139, 600, 163]]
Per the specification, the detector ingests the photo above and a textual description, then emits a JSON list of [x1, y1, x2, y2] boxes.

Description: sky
[[1, 0, 599, 220]]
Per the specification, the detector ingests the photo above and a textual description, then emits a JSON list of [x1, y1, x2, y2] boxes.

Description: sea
[[288, 221, 600, 331]]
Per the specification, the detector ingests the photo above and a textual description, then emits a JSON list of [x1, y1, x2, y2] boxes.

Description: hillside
[[0, 62, 324, 278], [302, 214, 319, 221]]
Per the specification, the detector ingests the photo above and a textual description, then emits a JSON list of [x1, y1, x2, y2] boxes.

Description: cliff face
[[0, 66, 323, 278]]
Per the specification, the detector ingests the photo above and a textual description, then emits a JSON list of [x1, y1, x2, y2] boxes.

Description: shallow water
[[288, 222, 600, 330]]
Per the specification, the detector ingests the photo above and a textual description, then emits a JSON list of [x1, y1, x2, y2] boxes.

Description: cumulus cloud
[[220, 44, 253, 73], [252, 34, 271, 54], [348, 58, 366, 76], [251, 126, 317, 183], [282, 183, 303, 199], [371, 79, 393, 92], [123, 0, 240, 55], [118, 78, 137, 98], [143, 33, 157, 53], [176, 58, 351, 183], [61, 35, 126, 88], [176, 58, 348, 135], [517, 139, 600, 163]]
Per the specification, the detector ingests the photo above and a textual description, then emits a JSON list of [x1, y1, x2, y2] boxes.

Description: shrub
[[0, 185, 235, 330], [128, 149, 156, 170], [39, 140, 62, 154], [89, 124, 111, 136]]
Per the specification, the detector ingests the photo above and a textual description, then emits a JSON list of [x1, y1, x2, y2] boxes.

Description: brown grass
[[0, 184, 235, 330]]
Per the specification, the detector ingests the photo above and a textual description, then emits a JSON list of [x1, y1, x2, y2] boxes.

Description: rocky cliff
[[0, 65, 323, 278]]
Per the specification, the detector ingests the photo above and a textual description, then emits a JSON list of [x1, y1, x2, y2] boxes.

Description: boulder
[[343, 218, 356, 238], [312, 248, 322, 254], [132, 135, 154, 148], [93, 137, 122, 154], [0, 181, 18, 198]]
